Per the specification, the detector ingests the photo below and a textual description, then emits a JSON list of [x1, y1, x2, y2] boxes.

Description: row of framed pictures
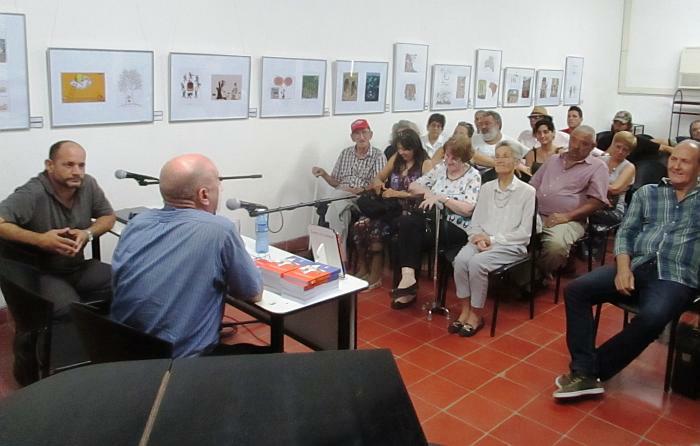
[[0, 13, 584, 129]]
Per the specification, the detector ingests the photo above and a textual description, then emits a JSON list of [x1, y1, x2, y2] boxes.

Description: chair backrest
[[70, 302, 173, 364], [0, 257, 53, 333]]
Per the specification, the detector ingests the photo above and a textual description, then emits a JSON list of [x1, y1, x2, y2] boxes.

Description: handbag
[[356, 192, 402, 222]]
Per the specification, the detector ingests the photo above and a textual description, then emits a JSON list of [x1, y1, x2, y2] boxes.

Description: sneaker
[[552, 373, 604, 399], [554, 373, 573, 389]]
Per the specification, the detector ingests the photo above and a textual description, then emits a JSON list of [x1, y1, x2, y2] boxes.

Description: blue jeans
[[564, 261, 696, 381]]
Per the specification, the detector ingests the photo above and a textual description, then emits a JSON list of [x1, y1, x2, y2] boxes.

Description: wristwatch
[[85, 229, 94, 242]]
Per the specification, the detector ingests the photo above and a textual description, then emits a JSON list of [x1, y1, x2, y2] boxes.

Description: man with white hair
[[529, 126, 609, 274], [111, 154, 263, 358], [470, 110, 528, 171]]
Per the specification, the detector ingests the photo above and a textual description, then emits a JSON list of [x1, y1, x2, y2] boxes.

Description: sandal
[[447, 321, 464, 334], [458, 318, 484, 337], [391, 283, 417, 298]]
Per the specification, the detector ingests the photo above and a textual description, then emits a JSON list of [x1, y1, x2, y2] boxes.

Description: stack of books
[[255, 255, 341, 301]]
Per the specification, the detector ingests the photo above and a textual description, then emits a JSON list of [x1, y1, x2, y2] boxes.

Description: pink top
[[529, 152, 609, 218]]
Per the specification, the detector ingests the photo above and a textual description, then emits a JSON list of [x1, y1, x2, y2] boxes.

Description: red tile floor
[[1, 254, 699, 445]]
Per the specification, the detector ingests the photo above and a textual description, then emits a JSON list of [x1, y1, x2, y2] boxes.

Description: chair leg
[[593, 303, 603, 346], [491, 293, 499, 337], [665, 317, 680, 392], [586, 236, 593, 272], [554, 271, 561, 304]]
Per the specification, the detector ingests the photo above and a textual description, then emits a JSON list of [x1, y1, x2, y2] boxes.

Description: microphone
[[226, 198, 268, 213], [114, 169, 159, 182]]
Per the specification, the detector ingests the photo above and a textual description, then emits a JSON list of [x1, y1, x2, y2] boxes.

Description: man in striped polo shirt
[[554, 140, 700, 399]]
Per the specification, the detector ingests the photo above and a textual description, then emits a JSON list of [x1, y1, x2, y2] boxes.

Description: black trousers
[[396, 213, 468, 271]]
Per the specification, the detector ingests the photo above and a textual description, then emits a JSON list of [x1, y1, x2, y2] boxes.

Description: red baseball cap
[[351, 119, 370, 133]]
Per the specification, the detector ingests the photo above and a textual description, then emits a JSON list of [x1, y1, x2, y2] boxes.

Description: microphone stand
[[245, 195, 357, 228], [125, 174, 263, 186]]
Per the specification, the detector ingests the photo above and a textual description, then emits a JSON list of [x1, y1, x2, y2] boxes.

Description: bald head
[[667, 139, 700, 192], [160, 154, 220, 212]]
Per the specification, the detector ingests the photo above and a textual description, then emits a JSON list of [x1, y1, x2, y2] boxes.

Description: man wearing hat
[[518, 106, 570, 150], [312, 119, 386, 194]]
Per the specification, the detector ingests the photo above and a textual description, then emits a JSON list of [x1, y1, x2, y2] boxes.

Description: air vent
[[678, 47, 700, 89]]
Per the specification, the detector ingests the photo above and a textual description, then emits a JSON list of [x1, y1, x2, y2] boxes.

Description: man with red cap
[[312, 119, 386, 194]]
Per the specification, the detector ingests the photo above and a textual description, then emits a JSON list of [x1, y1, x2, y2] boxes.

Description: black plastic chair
[[554, 228, 593, 304], [70, 302, 173, 364], [593, 295, 700, 392], [0, 258, 90, 386]]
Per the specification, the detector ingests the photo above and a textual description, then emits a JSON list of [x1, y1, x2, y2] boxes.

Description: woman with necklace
[[353, 128, 432, 289], [525, 118, 565, 176], [390, 135, 481, 309], [448, 141, 537, 337]]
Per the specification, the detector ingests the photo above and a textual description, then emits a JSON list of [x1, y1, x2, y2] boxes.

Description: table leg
[[270, 314, 284, 353]]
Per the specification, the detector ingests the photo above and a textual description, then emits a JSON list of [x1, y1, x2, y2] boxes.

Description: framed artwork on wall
[[392, 43, 429, 112], [169, 52, 250, 122], [535, 69, 564, 106], [430, 64, 471, 111], [260, 56, 326, 118], [0, 13, 30, 131], [332, 60, 388, 115], [47, 48, 153, 127], [474, 49, 502, 109], [502, 67, 535, 108], [563, 56, 584, 105]]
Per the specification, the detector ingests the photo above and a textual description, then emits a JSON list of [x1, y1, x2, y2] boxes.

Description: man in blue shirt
[[110, 154, 263, 357], [554, 140, 700, 399]]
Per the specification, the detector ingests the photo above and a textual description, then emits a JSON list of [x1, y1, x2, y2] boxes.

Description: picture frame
[[0, 13, 30, 131], [332, 60, 388, 115], [169, 52, 251, 122], [260, 56, 326, 118], [535, 69, 564, 107], [563, 56, 584, 105], [502, 67, 535, 108], [47, 48, 153, 127], [474, 49, 502, 109], [430, 64, 471, 111], [392, 43, 429, 112]]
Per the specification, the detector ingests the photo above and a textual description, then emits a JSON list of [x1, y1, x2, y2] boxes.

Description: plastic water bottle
[[255, 214, 269, 253]]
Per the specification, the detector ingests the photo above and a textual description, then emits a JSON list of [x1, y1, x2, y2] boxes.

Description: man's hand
[[66, 228, 90, 255], [311, 166, 326, 177], [544, 212, 570, 228], [36, 228, 79, 257], [614, 268, 635, 296]]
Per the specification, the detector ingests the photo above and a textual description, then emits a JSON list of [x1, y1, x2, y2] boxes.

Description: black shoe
[[391, 294, 416, 309], [391, 283, 417, 298], [447, 321, 464, 334]]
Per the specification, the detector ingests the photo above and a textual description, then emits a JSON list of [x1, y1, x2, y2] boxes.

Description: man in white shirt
[[420, 113, 446, 158], [518, 106, 569, 150], [471, 111, 529, 170]]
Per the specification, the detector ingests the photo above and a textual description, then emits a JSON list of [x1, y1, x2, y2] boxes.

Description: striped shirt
[[331, 145, 386, 189], [614, 179, 700, 289], [111, 207, 262, 357]]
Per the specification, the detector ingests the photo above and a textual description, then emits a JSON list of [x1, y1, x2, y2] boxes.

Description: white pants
[[453, 243, 527, 309]]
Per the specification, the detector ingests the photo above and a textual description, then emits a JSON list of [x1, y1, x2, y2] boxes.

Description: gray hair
[[495, 140, 521, 159], [483, 110, 502, 129], [390, 120, 420, 144], [689, 119, 700, 136], [573, 125, 596, 143]]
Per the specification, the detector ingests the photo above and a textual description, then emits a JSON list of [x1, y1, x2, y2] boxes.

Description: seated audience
[[389, 136, 481, 309], [430, 121, 475, 166], [529, 126, 609, 275], [0, 140, 115, 384], [474, 110, 486, 134], [384, 119, 422, 160], [524, 119, 566, 175], [597, 111, 672, 161], [354, 129, 432, 289], [518, 106, 569, 150], [312, 119, 386, 194], [421, 113, 447, 158], [111, 154, 264, 358], [554, 140, 700, 399], [471, 111, 529, 171], [449, 141, 537, 337], [666, 119, 700, 145], [562, 106, 583, 134]]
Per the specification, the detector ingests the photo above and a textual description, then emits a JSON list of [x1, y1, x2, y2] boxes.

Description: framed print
[[260, 56, 326, 118], [474, 49, 502, 109], [47, 48, 153, 127], [332, 60, 388, 115], [0, 13, 30, 130], [502, 67, 535, 108], [430, 64, 471, 111], [169, 52, 250, 122], [535, 69, 564, 106], [392, 43, 429, 112], [563, 56, 584, 105]]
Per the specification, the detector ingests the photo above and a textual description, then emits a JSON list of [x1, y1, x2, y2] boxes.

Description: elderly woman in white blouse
[[448, 141, 537, 337]]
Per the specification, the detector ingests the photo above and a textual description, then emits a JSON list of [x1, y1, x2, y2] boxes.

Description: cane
[[423, 203, 450, 321]]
